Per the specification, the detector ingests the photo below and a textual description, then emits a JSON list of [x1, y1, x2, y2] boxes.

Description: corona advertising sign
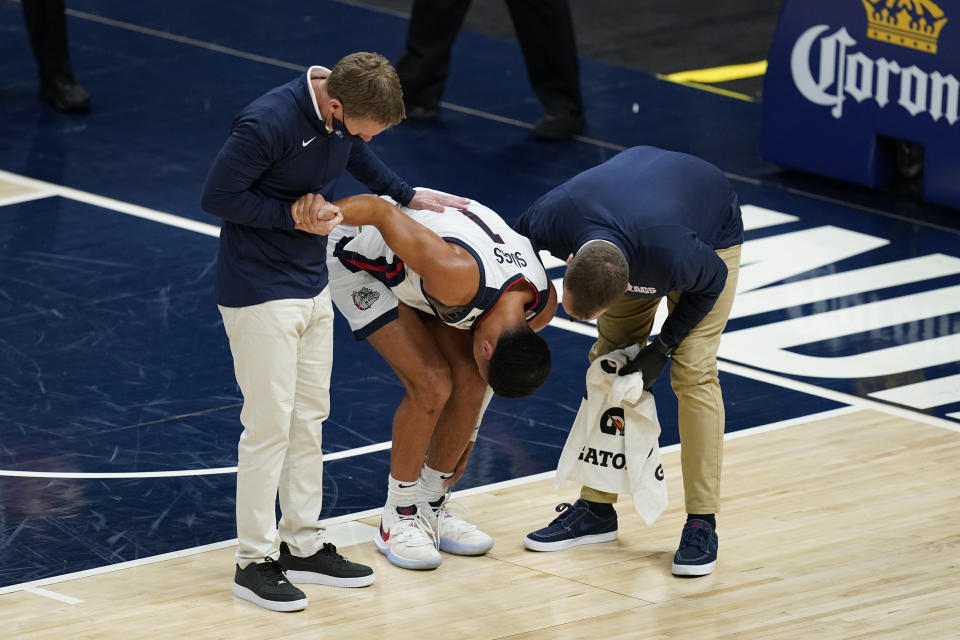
[[761, 0, 960, 209]]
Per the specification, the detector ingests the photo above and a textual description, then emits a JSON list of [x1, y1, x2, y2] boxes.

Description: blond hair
[[327, 52, 405, 126]]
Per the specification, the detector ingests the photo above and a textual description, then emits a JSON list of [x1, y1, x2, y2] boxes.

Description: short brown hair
[[563, 241, 629, 319], [327, 52, 405, 126]]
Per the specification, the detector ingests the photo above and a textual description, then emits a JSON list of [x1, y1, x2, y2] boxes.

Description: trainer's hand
[[407, 189, 471, 213], [292, 194, 343, 235], [619, 337, 675, 390], [291, 192, 328, 225], [443, 441, 475, 489]]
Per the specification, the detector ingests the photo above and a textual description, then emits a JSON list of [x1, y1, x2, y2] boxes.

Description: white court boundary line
[[25, 588, 84, 605], [0, 190, 55, 207], [0, 170, 220, 237], [0, 405, 862, 596], [0, 440, 393, 479], [0, 505, 387, 596]]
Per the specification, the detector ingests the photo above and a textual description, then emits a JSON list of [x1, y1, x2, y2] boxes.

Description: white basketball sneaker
[[421, 494, 494, 556], [375, 505, 442, 570]]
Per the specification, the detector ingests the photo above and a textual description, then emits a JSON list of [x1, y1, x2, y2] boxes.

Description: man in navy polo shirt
[[514, 146, 743, 577], [201, 52, 467, 612]]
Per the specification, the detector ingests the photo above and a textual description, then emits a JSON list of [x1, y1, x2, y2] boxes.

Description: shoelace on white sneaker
[[432, 503, 444, 551], [390, 509, 437, 548], [429, 495, 479, 548]]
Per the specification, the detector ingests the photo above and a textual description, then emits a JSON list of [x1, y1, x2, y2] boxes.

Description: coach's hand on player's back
[[407, 189, 470, 213], [291, 193, 343, 235]]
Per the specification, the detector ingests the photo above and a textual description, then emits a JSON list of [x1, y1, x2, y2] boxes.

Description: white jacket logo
[[629, 284, 657, 294], [791, 24, 958, 124]]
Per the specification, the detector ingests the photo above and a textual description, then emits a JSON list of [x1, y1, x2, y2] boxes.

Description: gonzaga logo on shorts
[[351, 287, 380, 311]]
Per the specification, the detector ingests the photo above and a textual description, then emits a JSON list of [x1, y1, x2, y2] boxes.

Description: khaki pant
[[219, 288, 333, 567], [580, 244, 741, 514]]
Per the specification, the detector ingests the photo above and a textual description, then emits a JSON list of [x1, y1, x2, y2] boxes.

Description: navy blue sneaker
[[672, 519, 718, 576], [523, 500, 618, 551]]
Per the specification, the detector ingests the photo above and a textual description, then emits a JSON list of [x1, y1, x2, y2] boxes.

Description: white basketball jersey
[[332, 198, 551, 331]]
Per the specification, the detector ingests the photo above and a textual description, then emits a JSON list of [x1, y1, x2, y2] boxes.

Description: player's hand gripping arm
[[290, 193, 343, 235]]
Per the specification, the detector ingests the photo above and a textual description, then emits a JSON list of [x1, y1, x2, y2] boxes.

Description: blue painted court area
[[1, 0, 958, 589]]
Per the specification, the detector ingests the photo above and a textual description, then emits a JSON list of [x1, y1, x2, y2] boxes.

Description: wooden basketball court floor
[[4, 409, 958, 639], [2, 0, 960, 638]]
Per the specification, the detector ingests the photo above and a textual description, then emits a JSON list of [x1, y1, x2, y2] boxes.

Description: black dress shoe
[[39, 76, 91, 113], [533, 110, 585, 140], [405, 103, 440, 121]]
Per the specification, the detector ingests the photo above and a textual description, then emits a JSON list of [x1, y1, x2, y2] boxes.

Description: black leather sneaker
[[233, 557, 307, 612], [279, 541, 375, 587]]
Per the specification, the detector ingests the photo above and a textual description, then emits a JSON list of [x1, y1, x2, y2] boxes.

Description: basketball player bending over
[[323, 191, 557, 570]]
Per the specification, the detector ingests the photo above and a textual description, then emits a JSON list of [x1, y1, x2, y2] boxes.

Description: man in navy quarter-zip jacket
[[201, 51, 468, 613], [515, 146, 743, 578]]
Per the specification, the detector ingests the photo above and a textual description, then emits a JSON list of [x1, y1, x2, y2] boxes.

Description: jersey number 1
[[458, 208, 504, 244]]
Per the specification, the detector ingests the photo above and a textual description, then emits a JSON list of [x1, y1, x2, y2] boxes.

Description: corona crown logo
[[862, 0, 948, 53]]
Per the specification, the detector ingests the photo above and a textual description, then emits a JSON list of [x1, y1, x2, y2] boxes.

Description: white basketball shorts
[[326, 224, 400, 340]]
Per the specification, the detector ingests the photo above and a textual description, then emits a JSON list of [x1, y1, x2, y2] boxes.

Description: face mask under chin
[[326, 113, 349, 138]]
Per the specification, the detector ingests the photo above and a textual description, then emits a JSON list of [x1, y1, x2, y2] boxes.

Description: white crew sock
[[419, 464, 454, 505]]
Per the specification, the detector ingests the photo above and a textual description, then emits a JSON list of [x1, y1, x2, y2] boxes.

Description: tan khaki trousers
[[580, 244, 741, 514], [219, 288, 333, 567]]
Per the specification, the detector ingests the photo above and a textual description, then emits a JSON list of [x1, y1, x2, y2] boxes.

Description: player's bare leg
[[416, 317, 495, 556], [367, 304, 451, 569]]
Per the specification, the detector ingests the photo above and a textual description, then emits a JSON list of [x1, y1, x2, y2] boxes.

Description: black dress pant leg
[[505, 0, 583, 116], [396, 0, 473, 108], [21, 0, 74, 81]]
